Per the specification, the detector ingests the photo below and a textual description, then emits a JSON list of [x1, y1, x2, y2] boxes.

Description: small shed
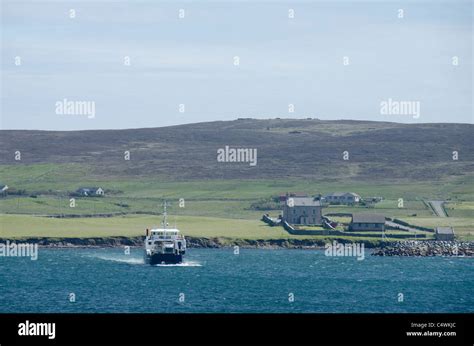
[[0, 183, 8, 197], [435, 227, 455, 241], [279, 192, 308, 203], [349, 213, 386, 232]]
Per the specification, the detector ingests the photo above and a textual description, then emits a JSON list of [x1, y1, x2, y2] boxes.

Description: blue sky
[[1, 0, 472, 130]]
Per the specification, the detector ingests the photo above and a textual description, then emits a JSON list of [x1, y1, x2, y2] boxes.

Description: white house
[[324, 192, 361, 205], [76, 187, 104, 197]]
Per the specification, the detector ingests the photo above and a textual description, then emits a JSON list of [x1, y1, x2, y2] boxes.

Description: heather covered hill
[[1, 119, 472, 181]]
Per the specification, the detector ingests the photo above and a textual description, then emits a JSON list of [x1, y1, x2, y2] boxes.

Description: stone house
[[283, 197, 322, 225]]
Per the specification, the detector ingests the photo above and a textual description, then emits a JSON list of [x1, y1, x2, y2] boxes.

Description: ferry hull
[[146, 253, 183, 265]]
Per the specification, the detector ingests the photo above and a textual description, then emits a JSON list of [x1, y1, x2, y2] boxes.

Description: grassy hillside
[[1, 119, 473, 181], [1, 119, 473, 241]]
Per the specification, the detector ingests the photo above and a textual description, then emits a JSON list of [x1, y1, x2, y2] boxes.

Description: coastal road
[[428, 200, 448, 217], [385, 221, 423, 233]]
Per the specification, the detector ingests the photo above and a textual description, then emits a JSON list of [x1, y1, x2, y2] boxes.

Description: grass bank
[[0, 214, 408, 243]]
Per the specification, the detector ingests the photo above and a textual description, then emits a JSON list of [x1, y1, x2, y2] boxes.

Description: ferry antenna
[[161, 200, 171, 229]]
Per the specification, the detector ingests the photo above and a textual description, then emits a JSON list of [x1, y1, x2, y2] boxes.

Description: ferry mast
[[161, 201, 171, 229]]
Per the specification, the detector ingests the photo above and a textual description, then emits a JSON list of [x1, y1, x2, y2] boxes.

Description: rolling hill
[[1, 119, 473, 182]]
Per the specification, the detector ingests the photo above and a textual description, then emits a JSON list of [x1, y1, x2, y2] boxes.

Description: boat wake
[[87, 255, 201, 267], [87, 255, 144, 265], [154, 261, 202, 267]]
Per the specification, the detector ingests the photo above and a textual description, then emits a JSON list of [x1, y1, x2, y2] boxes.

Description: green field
[[0, 214, 284, 239], [0, 214, 418, 245], [2, 163, 474, 200], [1, 164, 473, 241]]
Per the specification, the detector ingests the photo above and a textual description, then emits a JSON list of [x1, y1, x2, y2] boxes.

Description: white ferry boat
[[144, 202, 186, 265]]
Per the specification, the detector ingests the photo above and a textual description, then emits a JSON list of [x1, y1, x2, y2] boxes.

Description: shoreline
[[0, 237, 473, 256], [0, 236, 332, 250]]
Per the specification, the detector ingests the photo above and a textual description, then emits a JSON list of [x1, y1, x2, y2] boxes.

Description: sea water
[[0, 248, 472, 313]]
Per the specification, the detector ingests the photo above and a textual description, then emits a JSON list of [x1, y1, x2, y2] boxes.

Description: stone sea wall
[[1, 237, 473, 256], [372, 240, 473, 257], [0, 236, 375, 249]]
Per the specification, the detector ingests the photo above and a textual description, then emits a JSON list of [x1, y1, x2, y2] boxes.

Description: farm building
[[435, 227, 455, 241], [283, 197, 322, 225], [279, 192, 308, 203], [75, 187, 104, 197], [324, 192, 361, 204], [349, 213, 386, 232], [0, 183, 8, 197]]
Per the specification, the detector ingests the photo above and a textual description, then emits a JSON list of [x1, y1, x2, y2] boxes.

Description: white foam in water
[[88, 255, 144, 265], [87, 255, 201, 267], [154, 261, 202, 267]]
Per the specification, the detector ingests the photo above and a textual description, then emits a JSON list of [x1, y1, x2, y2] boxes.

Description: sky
[[1, 0, 472, 130]]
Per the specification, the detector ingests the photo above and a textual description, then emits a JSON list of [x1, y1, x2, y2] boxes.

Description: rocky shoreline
[[0, 236, 381, 249], [1, 237, 473, 256], [372, 240, 474, 257], [0, 236, 330, 249]]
